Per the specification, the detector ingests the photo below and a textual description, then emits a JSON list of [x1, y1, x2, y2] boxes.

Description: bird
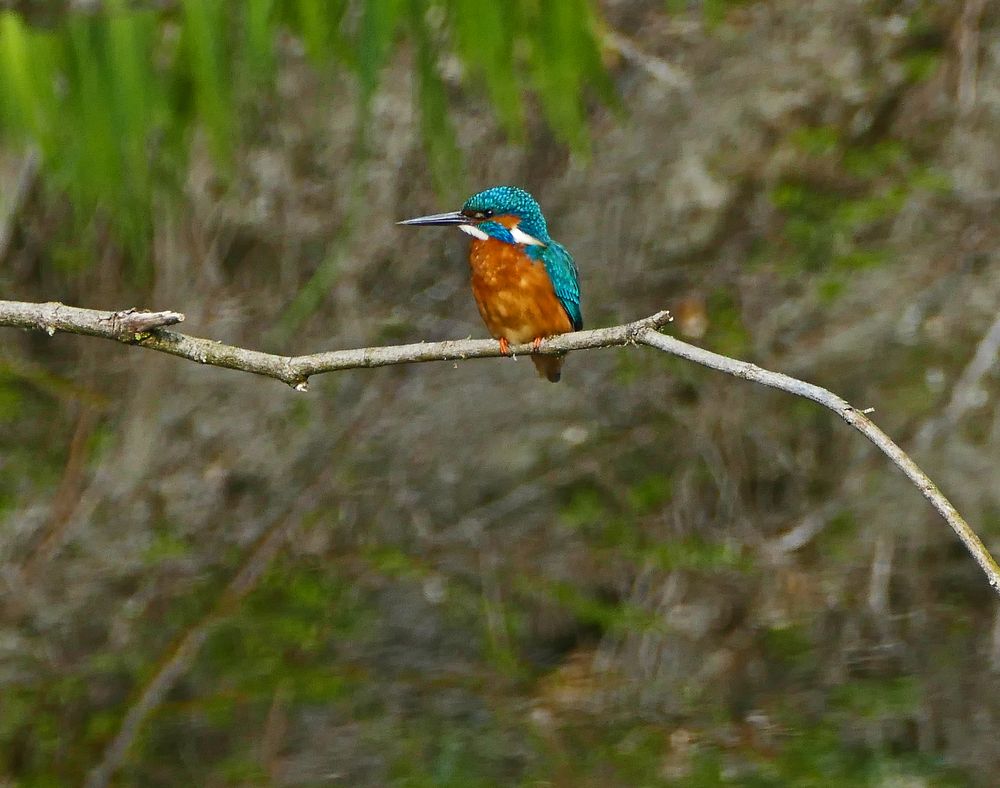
[[398, 186, 582, 382]]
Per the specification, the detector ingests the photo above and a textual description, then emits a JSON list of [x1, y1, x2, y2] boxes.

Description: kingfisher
[[398, 186, 582, 382]]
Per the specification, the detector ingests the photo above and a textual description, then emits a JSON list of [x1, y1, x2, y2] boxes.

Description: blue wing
[[530, 240, 582, 330]]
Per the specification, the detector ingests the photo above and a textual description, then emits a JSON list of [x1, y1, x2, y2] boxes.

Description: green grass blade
[[410, 0, 462, 198], [0, 11, 58, 144], [244, 0, 276, 80], [448, 0, 523, 138], [107, 7, 159, 246], [291, 0, 350, 65], [181, 0, 233, 164], [358, 0, 402, 104], [66, 18, 121, 218]]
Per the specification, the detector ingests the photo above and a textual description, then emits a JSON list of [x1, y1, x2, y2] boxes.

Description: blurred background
[[2, 0, 999, 785]]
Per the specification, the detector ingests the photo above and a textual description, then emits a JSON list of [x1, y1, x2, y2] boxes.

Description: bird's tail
[[531, 354, 564, 383]]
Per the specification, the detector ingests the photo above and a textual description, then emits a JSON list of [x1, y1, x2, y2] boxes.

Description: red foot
[[531, 337, 543, 352], [498, 337, 511, 356]]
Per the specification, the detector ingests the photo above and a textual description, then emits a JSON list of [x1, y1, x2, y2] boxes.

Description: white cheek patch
[[459, 224, 489, 240], [510, 225, 545, 246]]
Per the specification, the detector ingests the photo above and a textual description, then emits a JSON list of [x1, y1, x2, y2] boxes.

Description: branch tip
[[627, 310, 673, 344], [102, 308, 185, 334]]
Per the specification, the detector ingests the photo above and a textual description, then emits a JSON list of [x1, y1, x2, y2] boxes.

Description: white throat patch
[[510, 225, 546, 246], [459, 222, 545, 245], [459, 224, 489, 240]]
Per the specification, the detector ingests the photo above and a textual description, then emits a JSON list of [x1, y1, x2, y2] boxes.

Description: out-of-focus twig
[[916, 309, 1000, 449], [868, 532, 894, 616], [261, 684, 290, 780], [83, 373, 399, 787], [83, 479, 327, 788], [0, 149, 40, 264], [18, 406, 97, 584], [956, 0, 987, 116], [765, 503, 840, 556], [603, 30, 692, 90], [2, 298, 999, 595]]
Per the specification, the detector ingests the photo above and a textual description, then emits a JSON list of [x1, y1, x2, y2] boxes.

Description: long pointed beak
[[396, 211, 468, 227]]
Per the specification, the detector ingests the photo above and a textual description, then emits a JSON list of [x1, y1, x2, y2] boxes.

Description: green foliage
[[702, 0, 756, 27], [902, 49, 941, 82], [0, 377, 23, 425], [752, 719, 966, 787], [665, 0, 760, 27], [450, 0, 521, 137], [705, 288, 750, 356], [529, 577, 663, 635], [830, 677, 920, 721], [576, 714, 968, 788], [181, 0, 234, 164], [561, 482, 751, 574], [0, 1, 613, 269], [109, 558, 375, 782], [768, 124, 950, 300], [814, 510, 861, 564], [526, 0, 617, 152], [198, 560, 369, 698], [411, 0, 462, 199], [0, 365, 77, 518], [760, 623, 814, 670], [143, 529, 192, 562], [389, 718, 522, 787]]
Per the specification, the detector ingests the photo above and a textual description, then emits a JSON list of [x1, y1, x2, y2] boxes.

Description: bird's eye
[[463, 208, 493, 221]]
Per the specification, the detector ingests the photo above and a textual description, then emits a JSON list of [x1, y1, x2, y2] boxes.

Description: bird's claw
[[498, 337, 512, 357], [531, 337, 543, 352]]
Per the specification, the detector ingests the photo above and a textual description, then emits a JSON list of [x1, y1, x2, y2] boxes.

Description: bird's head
[[398, 185, 550, 247]]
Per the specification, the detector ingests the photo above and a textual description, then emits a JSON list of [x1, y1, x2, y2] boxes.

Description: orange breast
[[468, 238, 572, 345]]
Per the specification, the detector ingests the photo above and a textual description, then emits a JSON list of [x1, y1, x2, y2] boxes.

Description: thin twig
[[770, 303, 1000, 558], [3, 298, 998, 597], [637, 328, 1000, 596]]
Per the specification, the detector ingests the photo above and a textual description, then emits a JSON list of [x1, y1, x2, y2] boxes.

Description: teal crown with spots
[[462, 186, 551, 244]]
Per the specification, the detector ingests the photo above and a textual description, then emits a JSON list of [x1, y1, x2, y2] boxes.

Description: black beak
[[396, 211, 468, 227]]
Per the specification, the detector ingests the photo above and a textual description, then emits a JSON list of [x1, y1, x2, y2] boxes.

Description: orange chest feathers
[[468, 238, 572, 345]]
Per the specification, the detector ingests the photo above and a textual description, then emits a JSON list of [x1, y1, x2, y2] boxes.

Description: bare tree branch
[[2, 296, 999, 597], [639, 328, 1000, 595], [769, 303, 1000, 573], [0, 300, 671, 390]]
